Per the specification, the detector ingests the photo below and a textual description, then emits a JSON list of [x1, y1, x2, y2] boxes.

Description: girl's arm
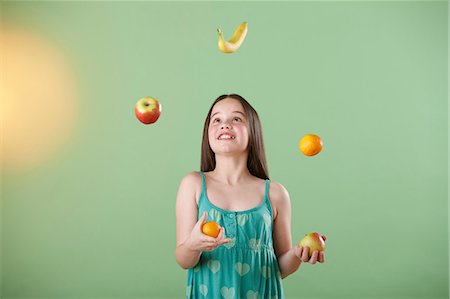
[[175, 172, 202, 269], [271, 182, 302, 278], [175, 172, 230, 269], [271, 182, 325, 278]]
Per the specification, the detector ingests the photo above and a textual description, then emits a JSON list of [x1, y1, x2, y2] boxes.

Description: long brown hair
[[200, 94, 269, 180]]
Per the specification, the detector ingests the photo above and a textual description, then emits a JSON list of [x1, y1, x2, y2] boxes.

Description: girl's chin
[[213, 148, 249, 156]]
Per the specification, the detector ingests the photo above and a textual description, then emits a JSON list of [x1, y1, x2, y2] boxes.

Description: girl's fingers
[[294, 245, 303, 259], [219, 238, 232, 245], [319, 251, 325, 263], [309, 251, 319, 264], [195, 212, 208, 232], [201, 235, 217, 244], [199, 212, 208, 224], [216, 227, 224, 239], [215, 232, 231, 246], [204, 239, 229, 251], [201, 225, 233, 249], [216, 228, 233, 245], [301, 246, 310, 262]]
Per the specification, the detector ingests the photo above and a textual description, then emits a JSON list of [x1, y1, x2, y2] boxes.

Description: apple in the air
[[134, 96, 162, 124], [299, 232, 326, 257]]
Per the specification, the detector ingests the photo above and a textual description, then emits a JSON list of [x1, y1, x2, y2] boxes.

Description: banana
[[217, 21, 248, 54]]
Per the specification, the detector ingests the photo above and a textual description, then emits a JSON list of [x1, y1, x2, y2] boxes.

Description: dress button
[[229, 214, 235, 218]]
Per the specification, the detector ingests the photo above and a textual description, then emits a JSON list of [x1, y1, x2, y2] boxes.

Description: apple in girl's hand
[[299, 232, 326, 257], [134, 96, 162, 124]]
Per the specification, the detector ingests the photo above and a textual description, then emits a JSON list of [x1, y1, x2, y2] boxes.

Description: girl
[[175, 94, 325, 298]]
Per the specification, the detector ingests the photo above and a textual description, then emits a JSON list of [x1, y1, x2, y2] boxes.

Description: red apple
[[134, 96, 162, 124], [299, 232, 326, 257]]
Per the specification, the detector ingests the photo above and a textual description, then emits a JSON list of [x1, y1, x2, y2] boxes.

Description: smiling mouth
[[218, 134, 235, 140]]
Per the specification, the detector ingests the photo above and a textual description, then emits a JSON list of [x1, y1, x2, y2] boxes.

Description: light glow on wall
[[1, 27, 78, 173]]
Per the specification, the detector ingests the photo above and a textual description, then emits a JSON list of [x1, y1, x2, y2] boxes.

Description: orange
[[201, 221, 220, 238], [299, 134, 323, 156]]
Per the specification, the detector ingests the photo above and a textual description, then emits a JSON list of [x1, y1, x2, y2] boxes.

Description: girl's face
[[208, 98, 250, 156]]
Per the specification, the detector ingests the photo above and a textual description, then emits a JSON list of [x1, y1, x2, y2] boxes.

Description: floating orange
[[201, 221, 220, 238], [299, 134, 323, 156]]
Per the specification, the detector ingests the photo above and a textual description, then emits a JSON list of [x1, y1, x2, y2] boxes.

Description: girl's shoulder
[[248, 176, 289, 199], [269, 181, 289, 197], [178, 171, 203, 202], [181, 170, 201, 180], [179, 171, 202, 187], [268, 181, 291, 212]]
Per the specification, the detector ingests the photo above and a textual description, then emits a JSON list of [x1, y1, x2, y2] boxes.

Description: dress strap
[[196, 172, 208, 213], [264, 179, 274, 217], [199, 171, 206, 194], [264, 179, 270, 197]]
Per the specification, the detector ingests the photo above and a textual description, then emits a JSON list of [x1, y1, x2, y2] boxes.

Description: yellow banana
[[217, 21, 248, 54]]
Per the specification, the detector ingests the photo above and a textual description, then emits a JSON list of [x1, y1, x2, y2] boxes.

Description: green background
[[1, 1, 448, 298]]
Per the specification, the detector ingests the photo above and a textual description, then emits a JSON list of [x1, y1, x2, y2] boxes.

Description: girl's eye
[[233, 117, 241, 122], [212, 118, 220, 123]]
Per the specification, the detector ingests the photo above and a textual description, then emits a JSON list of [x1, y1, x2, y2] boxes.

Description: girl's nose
[[221, 122, 231, 129]]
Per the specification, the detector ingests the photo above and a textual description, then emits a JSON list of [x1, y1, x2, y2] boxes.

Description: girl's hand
[[293, 235, 326, 264], [185, 211, 231, 252]]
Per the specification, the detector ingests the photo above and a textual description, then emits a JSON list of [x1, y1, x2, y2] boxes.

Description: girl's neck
[[210, 155, 251, 185]]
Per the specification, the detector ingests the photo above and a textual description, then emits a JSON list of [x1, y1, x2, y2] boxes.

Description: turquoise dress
[[186, 172, 284, 299]]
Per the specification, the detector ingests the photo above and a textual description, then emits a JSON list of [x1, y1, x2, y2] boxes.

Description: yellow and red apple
[[134, 96, 162, 124], [299, 232, 326, 257]]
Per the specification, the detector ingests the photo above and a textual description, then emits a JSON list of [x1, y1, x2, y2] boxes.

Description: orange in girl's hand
[[202, 221, 220, 238], [299, 134, 323, 156]]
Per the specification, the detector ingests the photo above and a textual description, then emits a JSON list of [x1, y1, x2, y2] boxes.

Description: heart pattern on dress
[[223, 238, 236, 249], [234, 262, 250, 276], [193, 264, 201, 272], [236, 214, 248, 226], [199, 284, 208, 297], [261, 266, 271, 278], [207, 259, 221, 273], [249, 238, 261, 250], [209, 208, 222, 222], [247, 290, 259, 299], [262, 213, 272, 228], [277, 271, 282, 279], [220, 286, 235, 299]]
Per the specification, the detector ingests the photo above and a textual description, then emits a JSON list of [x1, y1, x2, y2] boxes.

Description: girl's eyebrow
[[211, 111, 246, 118]]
